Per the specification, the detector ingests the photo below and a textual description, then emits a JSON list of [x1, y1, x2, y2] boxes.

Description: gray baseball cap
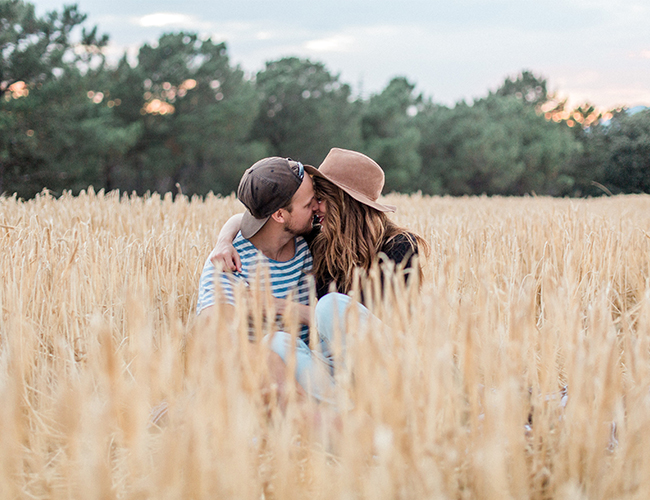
[[237, 157, 305, 239]]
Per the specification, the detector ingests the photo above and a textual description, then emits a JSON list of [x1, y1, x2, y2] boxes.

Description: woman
[[211, 148, 428, 400], [306, 148, 426, 300]]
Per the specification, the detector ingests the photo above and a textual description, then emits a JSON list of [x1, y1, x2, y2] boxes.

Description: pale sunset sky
[[34, 0, 650, 110]]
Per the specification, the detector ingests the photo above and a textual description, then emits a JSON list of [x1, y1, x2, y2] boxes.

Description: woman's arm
[[210, 213, 244, 272], [380, 232, 421, 288], [383, 233, 418, 269]]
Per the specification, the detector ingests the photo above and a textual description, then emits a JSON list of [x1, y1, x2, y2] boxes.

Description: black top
[[311, 232, 419, 300]]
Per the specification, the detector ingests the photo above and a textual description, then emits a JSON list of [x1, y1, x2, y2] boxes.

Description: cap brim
[[304, 164, 396, 213], [241, 211, 270, 239]]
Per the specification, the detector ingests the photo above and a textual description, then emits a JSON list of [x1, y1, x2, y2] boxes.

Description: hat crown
[[237, 156, 303, 239], [237, 157, 302, 218], [318, 148, 385, 202]]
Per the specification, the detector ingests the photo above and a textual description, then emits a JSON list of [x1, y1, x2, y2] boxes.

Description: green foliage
[[252, 57, 361, 166], [494, 69, 549, 108], [111, 32, 261, 195], [0, 0, 106, 96], [0, 0, 108, 196], [1, 2, 648, 198], [0, 64, 135, 197], [416, 95, 580, 196], [591, 109, 650, 194], [361, 77, 422, 192]]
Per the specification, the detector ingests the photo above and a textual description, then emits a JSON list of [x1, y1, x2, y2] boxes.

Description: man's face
[[284, 175, 318, 236]]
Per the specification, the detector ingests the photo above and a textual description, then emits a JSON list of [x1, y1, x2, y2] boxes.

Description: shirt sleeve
[[196, 258, 245, 314], [381, 232, 418, 270]]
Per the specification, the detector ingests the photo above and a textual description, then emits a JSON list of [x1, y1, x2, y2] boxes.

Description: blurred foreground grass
[[1, 189, 650, 499]]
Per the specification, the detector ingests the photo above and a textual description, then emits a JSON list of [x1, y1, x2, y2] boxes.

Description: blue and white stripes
[[196, 232, 313, 339]]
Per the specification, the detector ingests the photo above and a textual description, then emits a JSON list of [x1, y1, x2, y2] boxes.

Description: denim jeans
[[266, 293, 372, 403]]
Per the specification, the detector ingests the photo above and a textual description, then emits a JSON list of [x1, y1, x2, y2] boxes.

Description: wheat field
[[1, 188, 650, 499]]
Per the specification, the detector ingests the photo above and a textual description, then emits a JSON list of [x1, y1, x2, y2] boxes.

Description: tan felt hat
[[304, 148, 396, 212]]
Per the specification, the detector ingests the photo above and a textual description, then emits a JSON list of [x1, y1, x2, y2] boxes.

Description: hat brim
[[241, 211, 270, 239], [304, 165, 396, 213]]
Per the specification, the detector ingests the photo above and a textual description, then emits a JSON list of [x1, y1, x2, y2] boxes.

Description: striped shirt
[[196, 232, 313, 341]]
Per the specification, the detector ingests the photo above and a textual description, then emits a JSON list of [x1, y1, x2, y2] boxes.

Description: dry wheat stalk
[[1, 189, 649, 499]]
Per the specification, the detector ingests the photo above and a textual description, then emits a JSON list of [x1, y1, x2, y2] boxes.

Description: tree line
[[2, 0, 649, 199]]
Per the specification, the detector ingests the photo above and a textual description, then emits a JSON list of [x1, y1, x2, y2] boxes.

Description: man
[[197, 155, 317, 325], [196, 156, 331, 402]]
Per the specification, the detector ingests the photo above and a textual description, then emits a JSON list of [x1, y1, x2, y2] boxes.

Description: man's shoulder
[[233, 232, 259, 258], [233, 231, 249, 248], [232, 233, 311, 268], [293, 236, 312, 264], [294, 235, 310, 253]]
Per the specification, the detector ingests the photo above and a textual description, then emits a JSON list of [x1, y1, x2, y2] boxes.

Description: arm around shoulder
[[210, 213, 244, 272]]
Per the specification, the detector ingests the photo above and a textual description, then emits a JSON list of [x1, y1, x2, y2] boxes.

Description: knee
[[315, 293, 350, 339], [265, 331, 291, 362], [315, 292, 345, 321]]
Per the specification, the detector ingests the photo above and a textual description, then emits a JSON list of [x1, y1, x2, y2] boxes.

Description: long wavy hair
[[311, 176, 428, 294]]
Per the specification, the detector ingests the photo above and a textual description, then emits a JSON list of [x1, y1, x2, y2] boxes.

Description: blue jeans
[[267, 293, 372, 403]]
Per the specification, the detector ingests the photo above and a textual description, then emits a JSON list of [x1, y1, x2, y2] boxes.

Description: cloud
[[83, 2, 648, 109], [304, 34, 355, 53], [137, 13, 189, 27], [207, 23, 316, 45], [208, 22, 257, 43], [256, 31, 275, 41], [134, 12, 211, 30]]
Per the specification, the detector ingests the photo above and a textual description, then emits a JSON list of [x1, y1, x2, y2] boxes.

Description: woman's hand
[[273, 297, 312, 326], [210, 241, 241, 272], [209, 213, 244, 272]]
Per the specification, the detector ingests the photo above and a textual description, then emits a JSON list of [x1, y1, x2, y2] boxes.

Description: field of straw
[[2, 188, 650, 499]]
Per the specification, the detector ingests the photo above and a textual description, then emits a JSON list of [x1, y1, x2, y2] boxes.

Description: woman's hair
[[311, 176, 428, 294]]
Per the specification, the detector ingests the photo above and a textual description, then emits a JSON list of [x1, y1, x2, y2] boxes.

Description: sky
[[33, 0, 650, 110]]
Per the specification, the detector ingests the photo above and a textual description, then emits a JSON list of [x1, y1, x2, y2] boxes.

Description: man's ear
[[270, 209, 286, 224]]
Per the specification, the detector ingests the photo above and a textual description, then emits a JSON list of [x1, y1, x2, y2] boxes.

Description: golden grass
[[2, 188, 650, 499]]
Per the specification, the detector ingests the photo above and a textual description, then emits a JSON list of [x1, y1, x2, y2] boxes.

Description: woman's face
[[315, 196, 327, 226]]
